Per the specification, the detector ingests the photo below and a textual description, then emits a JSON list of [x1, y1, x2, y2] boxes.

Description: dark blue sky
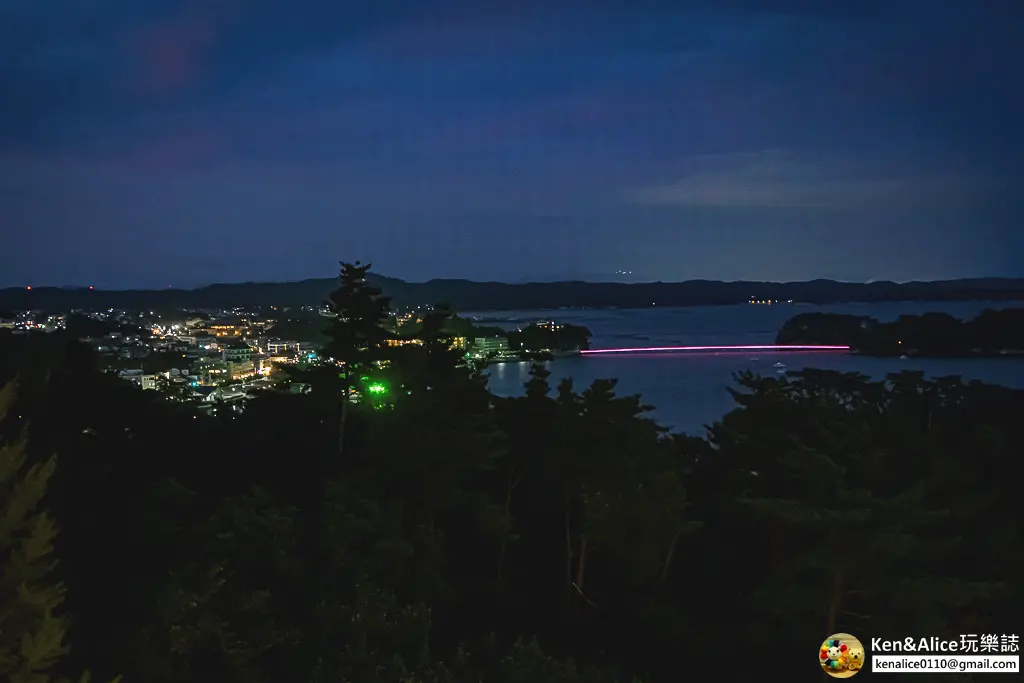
[[3, 0, 1022, 288]]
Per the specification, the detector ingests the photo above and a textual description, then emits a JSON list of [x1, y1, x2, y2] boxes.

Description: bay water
[[476, 301, 1024, 435]]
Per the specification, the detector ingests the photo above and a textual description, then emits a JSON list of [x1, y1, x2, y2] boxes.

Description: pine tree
[[523, 362, 552, 401], [361, 301, 507, 615], [323, 261, 393, 372], [0, 381, 67, 683], [141, 485, 299, 683], [555, 379, 691, 608], [322, 261, 394, 454], [386, 303, 478, 398], [708, 370, 1002, 654]]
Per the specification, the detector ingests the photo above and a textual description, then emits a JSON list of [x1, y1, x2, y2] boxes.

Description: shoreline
[[484, 349, 583, 364]]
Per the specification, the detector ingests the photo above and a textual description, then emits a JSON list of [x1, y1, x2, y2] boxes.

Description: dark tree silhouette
[[322, 261, 394, 455]]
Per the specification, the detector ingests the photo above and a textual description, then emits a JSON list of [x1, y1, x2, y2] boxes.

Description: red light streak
[[580, 344, 849, 355]]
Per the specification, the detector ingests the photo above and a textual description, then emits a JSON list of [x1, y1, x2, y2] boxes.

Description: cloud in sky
[[626, 151, 995, 210]]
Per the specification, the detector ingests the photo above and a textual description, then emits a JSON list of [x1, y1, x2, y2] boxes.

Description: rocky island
[[776, 308, 1024, 357]]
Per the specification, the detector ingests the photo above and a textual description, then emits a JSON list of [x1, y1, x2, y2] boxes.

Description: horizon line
[[7, 275, 1023, 292]]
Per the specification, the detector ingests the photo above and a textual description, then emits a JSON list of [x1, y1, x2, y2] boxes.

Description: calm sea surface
[[474, 301, 1024, 435]]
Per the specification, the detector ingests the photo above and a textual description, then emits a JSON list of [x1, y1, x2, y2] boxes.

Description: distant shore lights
[[581, 344, 850, 355]]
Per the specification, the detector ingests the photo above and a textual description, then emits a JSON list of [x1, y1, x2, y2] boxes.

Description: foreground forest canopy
[[5, 275, 1024, 312], [777, 308, 1024, 357], [1, 263, 1021, 682]]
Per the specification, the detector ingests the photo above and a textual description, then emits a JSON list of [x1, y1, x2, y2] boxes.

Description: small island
[[776, 308, 1024, 358]]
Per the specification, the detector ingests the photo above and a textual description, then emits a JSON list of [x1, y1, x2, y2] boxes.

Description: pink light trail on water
[[580, 344, 849, 355]]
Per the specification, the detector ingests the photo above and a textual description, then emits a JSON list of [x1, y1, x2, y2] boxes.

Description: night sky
[[3, 0, 1022, 288]]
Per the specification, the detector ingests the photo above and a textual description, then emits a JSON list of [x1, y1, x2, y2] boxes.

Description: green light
[[367, 382, 387, 394]]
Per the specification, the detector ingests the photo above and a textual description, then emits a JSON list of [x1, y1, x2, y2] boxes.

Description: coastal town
[[0, 305, 590, 415]]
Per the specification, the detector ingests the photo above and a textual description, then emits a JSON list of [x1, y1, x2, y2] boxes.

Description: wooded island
[[776, 308, 1024, 357]]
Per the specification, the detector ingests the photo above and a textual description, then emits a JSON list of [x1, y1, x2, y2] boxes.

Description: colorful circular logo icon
[[820, 633, 865, 677]]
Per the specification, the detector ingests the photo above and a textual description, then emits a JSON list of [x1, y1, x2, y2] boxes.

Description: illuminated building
[[386, 338, 424, 347], [226, 360, 256, 381], [266, 340, 300, 355], [204, 319, 253, 338], [472, 337, 509, 354], [223, 342, 253, 363]]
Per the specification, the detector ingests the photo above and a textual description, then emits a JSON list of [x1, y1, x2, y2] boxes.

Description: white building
[[223, 342, 253, 363], [472, 337, 509, 355], [266, 340, 300, 355]]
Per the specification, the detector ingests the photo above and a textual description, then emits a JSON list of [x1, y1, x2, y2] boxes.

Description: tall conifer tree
[[322, 261, 394, 454], [0, 381, 66, 683]]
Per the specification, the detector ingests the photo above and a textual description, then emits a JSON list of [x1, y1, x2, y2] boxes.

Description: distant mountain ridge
[[3, 276, 1024, 312]]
